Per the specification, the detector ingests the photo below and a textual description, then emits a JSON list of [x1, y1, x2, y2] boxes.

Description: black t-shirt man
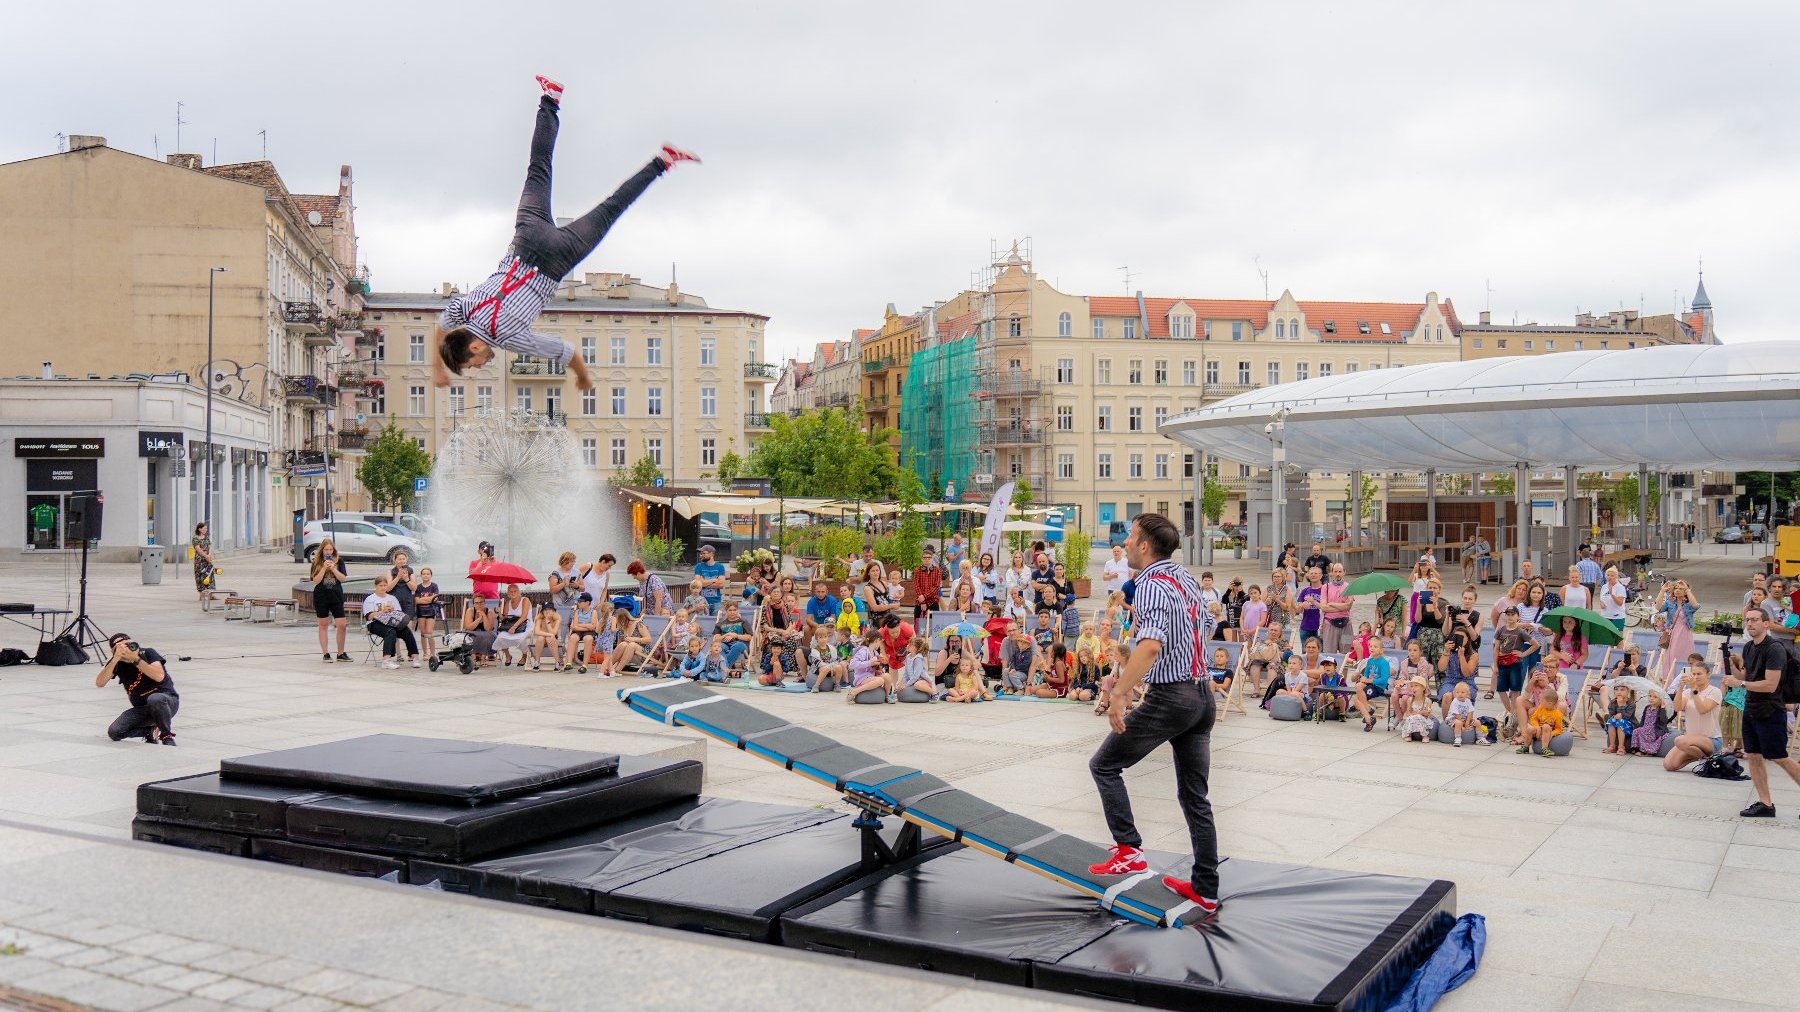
[[1304, 552, 1333, 575], [1740, 634, 1787, 722], [114, 647, 177, 706]]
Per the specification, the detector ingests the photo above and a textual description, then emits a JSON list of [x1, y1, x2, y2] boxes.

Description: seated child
[[1445, 682, 1480, 746], [807, 626, 848, 692], [835, 597, 861, 637], [1398, 678, 1436, 741], [1518, 689, 1566, 756], [1345, 621, 1376, 663], [678, 637, 725, 682], [1603, 684, 1637, 755], [1070, 646, 1101, 703], [1032, 610, 1057, 653], [1207, 646, 1234, 698], [898, 636, 935, 699], [1075, 621, 1101, 664], [1629, 694, 1671, 755], [1278, 654, 1312, 716], [847, 630, 888, 704], [1311, 657, 1348, 721], [529, 602, 563, 671], [1030, 643, 1073, 698], [946, 656, 989, 703], [1002, 621, 1037, 694], [644, 607, 698, 676]]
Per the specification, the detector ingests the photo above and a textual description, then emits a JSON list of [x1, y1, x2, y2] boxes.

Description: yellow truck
[[1775, 525, 1800, 577]]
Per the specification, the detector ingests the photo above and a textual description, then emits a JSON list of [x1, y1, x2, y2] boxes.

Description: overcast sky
[[7, 2, 1795, 360]]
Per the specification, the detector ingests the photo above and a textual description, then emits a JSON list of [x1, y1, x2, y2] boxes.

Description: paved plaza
[[0, 546, 1795, 1011]]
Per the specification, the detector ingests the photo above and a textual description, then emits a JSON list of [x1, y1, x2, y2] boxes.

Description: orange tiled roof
[[202, 160, 290, 197], [1087, 294, 1448, 341], [1684, 312, 1706, 340], [936, 309, 982, 341], [292, 194, 339, 227], [817, 342, 839, 366]]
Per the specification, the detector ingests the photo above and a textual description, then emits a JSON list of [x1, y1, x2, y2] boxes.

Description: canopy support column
[[1563, 466, 1578, 572], [1201, 453, 1214, 567], [1425, 468, 1437, 552], [1514, 462, 1530, 584], [1189, 450, 1204, 567], [1349, 469, 1363, 555], [1270, 422, 1287, 568], [1638, 463, 1650, 551]]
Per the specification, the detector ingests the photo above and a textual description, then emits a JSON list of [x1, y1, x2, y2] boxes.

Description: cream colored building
[[1460, 276, 1715, 359], [900, 247, 1465, 536], [0, 137, 364, 553], [360, 274, 772, 488]]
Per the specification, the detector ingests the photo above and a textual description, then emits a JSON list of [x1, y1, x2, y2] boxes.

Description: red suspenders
[[466, 259, 540, 336], [1148, 571, 1205, 681]]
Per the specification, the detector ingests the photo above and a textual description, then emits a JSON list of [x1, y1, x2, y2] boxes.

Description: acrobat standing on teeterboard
[[435, 76, 699, 391]]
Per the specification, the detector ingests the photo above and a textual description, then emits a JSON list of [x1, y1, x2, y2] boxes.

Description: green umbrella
[[1345, 572, 1413, 597], [1541, 605, 1623, 646]]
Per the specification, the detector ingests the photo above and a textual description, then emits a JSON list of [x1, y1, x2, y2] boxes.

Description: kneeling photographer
[[95, 633, 178, 745]]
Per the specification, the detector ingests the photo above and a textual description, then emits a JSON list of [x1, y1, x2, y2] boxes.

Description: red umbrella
[[469, 560, 536, 598]]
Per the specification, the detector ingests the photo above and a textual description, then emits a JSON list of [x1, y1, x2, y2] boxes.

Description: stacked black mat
[[135, 733, 1458, 1011]]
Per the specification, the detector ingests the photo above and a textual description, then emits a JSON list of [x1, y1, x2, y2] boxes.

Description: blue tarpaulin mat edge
[[1386, 912, 1485, 1012]]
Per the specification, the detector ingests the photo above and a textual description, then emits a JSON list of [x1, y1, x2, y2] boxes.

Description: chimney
[[338, 164, 353, 197], [1479, 310, 1491, 325], [441, 282, 454, 297], [665, 281, 680, 305], [69, 135, 106, 152], [41, 362, 53, 380], [1134, 290, 1149, 339], [166, 153, 203, 170]]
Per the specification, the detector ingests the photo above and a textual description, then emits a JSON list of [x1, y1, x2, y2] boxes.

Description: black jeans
[[108, 693, 179, 741], [1088, 679, 1219, 896], [512, 96, 666, 280], [377, 622, 419, 658]]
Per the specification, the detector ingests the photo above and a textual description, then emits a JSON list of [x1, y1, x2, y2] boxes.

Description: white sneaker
[[410, 659, 421, 669], [1453, 739, 1462, 748], [381, 660, 399, 670]]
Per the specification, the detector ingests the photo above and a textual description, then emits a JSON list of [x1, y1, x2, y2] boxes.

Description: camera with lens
[[124, 641, 140, 652]]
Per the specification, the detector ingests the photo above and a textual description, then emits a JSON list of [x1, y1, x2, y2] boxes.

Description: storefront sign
[[26, 458, 98, 492], [14, 437, 103, 458], [138, 431, 184, 457]]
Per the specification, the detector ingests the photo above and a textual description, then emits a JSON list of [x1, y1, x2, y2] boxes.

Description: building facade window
[[1155, 453, 1169, 479], [700, 386, 716, 417], [1206, 361, 1220, 386], [1058, 453, 1074, 480], [1057, 312, 1071, 337], [1097, 453, 1113, 479], [700, 338, 716, 366], [1128, 406, 1142, 432], [475, 385, 493, 411], [1153, 360, 1167, 384], [611, 387, 626, 415], [1128, 454, 1143, 479], [1123, 318, 1137, 339], [408, 333, 425, 363], [1183, 453, 1195, 478], [1237, 361, 1250, 386], [610, 437, 626, 467], [581, 438, 598, 467], [515, 387, 532, 412], [545, 387, 561, 419], [1319, 362, 1333, 377], [1232, 321, 1243, 341], [1296, 362, 1309, 381], [1267, 362, 1280, 386], [646, 337, 663, 365], [407, 385, 425, 416], [581, 335, 597, 365], [1056, 358, 1074, 383], [1092, 318, 1105, 339], [1129, 360, 1142, 384], [610, 336, 626, 365], [701, 437, 716, 467], [1183, 360, 1196, 385], [1008, 314, 1021, 337], [647, 437, 663, 467], [1344, 362, 1358, 373], [448, 385, 466, 416], [1097, 359, 1111, 384], [581, 388, 596, 416], [1096, 405, 1112, 431], [1154, 406, 1167, 429], [1056, 405, 1073, 431], [647, 387, 663, 416]]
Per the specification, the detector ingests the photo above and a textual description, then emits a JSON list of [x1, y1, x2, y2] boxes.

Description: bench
[[248, 598, 299, 625], [200, 589, 239, 613], [222, 596, 252, 621]]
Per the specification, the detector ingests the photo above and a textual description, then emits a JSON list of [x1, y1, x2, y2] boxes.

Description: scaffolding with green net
[[899, 336, 983, 499]]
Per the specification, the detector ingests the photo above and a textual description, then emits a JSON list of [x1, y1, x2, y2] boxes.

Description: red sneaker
[[536, 75, 565, 104], [1163, 875, 1219, 916], [1087, 843, 1146, 877], [659, 143, 702, 168]]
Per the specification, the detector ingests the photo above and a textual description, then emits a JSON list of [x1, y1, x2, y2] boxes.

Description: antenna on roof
[[258, 129, 267, 159], [54, 132, 66, 153], [175, 101, 187, 153], [1254, 256, 1270, 300], [152, 134, 158, 158], [1485, 279, 1496, 313], [212, 138, 217, 165], [1118, 266, 1135, 294]]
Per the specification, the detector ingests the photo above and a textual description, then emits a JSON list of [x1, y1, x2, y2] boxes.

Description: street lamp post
[[204, 266, 227, 529]]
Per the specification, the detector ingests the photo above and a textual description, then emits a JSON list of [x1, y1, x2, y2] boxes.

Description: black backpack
[[1781, 639, 1800, 705], [1694, 754, 1749, 781], [34, 635, 87, 667], [0, 647, 26, 666]]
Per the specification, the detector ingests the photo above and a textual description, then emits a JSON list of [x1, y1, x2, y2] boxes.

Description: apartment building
[[860, 306, 921, 448], [1460, 275, 1716, 359], [0, 137, 364, 552], [359, 274, 772, 488]]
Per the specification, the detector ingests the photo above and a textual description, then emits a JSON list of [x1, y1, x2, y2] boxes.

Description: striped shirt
[[438, 255, 571, 363], [1132, 558, 1214, 684]]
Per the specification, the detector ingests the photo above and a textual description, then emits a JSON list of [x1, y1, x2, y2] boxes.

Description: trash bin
[[140, 545, 165, 585]]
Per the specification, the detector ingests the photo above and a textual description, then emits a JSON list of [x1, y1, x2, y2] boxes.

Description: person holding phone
[[311, 538, 350, 662], [96, 633, 178, 745]]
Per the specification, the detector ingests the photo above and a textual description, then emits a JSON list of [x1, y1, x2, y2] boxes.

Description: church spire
[[1692, 260, 1711, 311]]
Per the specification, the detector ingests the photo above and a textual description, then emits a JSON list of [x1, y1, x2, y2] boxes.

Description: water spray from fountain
[[423, 409, 632, 588]]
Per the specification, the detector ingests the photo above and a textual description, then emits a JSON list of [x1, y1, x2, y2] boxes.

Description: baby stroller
[[426, 630, 477, 675]]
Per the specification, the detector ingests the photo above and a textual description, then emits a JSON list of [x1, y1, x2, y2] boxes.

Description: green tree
[[744, 406, 899, 498], [1487, 472, 1515, 497], [613, 442, 664, 488], [1735, 471, 1800, 518], [356, 421, 432, 511], [1612, 473, 1661, 523], [1201, 462, 1228, 526], [715, 440, 744, 487], [1437, 472, 1471, 495], [1341, 474, 1379, 521], [1010, 478, 1034, 509], [881, 464, 928, 572]]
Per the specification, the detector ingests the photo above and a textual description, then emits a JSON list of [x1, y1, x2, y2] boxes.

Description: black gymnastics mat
[[136, 773, 334, 837], [131, 816, 250, 857], [619, 681, 1196, 928], [785, 848, 1456, 1012], [219, 734, 619, 805], [250, 838, 409, 883], [282, 755, 703, 861]]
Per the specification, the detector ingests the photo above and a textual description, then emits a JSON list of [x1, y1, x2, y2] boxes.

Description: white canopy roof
[[1161, 341, 1800, 472]]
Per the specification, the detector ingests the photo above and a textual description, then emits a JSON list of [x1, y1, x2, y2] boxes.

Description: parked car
[[303, 519, 424, 562], [696, 521, 735, 563], [778, 512, 814, 528], [1747, 523, 1768, 542], [1107, 521, 1130, 547], [1716, 525, 1745, 544]]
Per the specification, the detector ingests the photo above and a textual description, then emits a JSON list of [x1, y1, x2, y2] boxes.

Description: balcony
[[283, 302, 325, 335], [826, 393, 851, 409], [867, 393, 890, 409], [744, 361, 778, 379], [510, 357, 567, 377], [356, 378, 385, 400], [337, 368, 370, 390], [345, 266, 371, 297], [355, 328, 381, 350], [283, 375, 338, 409], [1202, 382, 1257, 397], [862, 356, 893, 374], [980, 375, 1043, 398], [745, 412, 772, 429], [335, 430, 368, 451], [980, 425, 1050, 447]]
